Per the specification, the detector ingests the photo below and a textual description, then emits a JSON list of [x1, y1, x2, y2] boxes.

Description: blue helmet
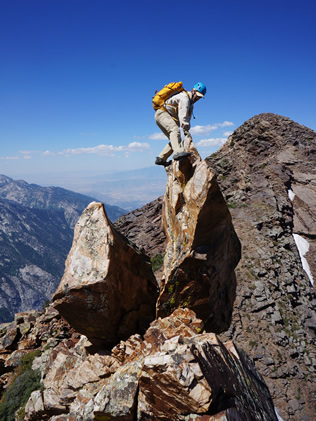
[[193, 82, 207, 96]]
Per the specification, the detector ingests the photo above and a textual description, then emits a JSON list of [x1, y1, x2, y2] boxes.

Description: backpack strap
[[162, 90, 190, 122]]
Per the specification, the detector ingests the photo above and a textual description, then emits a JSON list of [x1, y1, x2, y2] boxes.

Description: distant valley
[[13, 166, 168, 211]]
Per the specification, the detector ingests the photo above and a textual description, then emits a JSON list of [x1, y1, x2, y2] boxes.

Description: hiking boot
[[155, 157, 171, 167], [173, 152, 191, 161]]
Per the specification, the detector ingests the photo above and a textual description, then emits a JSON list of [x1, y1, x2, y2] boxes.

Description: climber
[[154, 82, 207, 167]]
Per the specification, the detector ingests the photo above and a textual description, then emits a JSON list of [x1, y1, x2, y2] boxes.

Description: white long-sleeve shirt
[[164, 91, 193, 130]]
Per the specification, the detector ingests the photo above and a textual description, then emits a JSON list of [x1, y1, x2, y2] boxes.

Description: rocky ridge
[[0, 306, 278, 420], [114, 114, 316, 420], [0, 135, 279, 420], [206, 113, 316, 420]]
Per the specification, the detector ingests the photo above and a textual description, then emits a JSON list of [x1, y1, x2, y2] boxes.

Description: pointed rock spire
[[156, 137, 241, 333], [53, 202, 158, 349]]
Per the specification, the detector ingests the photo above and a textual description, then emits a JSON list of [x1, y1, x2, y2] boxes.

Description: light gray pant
[[155, 109, 185, 160]]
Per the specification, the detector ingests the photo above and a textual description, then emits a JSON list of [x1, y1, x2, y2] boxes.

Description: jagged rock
[[108, 113, 315, 420], [53, 202, 158, 349], [207, 113, 316, 420], [92, 360, 142, 420], [0, 324, 20, 351], [5, 114, 316, 420], [156, 137, 241, 333], [22, 308, 277, 421], [138, 335, 277, 421], [25, 388, 67, 419]]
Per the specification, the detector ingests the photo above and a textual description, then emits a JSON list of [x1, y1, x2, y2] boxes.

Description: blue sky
[[1, 0, 315, 187]]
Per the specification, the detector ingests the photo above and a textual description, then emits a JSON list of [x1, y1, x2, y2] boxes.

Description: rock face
[[53, 202, 158, 349], [156, 137, 241, 333], [0, 307, 278, 420], [138, 318, 277, 421], [206, 113, 316, 420], [114, 196, 166, 259]]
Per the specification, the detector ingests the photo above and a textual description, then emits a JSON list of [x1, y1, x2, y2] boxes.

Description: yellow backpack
[[152, 82, 185, 111]]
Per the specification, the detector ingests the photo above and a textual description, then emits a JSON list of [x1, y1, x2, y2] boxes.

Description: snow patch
[[288, 188, 295, 201], [274, 407, 285, 421], [293, 233, 314, 285]]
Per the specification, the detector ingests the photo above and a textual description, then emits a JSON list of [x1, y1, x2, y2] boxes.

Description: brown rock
[[22, 308, 278, 421], [53, 202, 158, 349], [114, 196, 166, 259], [207, 113, 316, 420], [156, 138, 241, 333], [92, 360, 142, 420], [110, 114, 315, 420], [0, 323, 21, 352], [25, 389, 66, 420], [138, 333, 277, 420]]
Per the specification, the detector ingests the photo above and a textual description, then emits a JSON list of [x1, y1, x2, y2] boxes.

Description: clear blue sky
[[1, 0, 315, 185]]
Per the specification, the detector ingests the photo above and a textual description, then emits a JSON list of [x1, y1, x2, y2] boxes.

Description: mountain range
[[17, 166, 168, 212]]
